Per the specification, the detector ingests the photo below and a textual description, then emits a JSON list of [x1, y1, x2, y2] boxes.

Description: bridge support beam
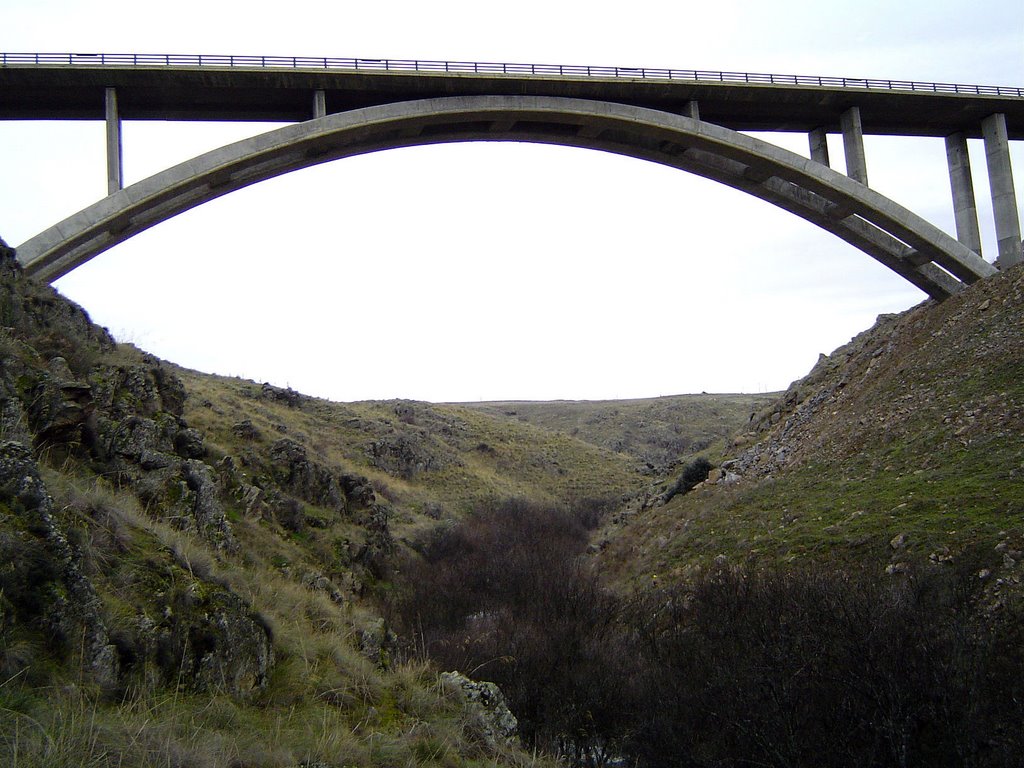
[[15, 95, 999, 298], [809, 127, 830, 166], [944, 132, 983, 257], [682, 100, 700, 120], [313, 89, 326, 119], [841, 106, 868, 185], [982, 113, 1022, 267], [105, 87, 123, 194]]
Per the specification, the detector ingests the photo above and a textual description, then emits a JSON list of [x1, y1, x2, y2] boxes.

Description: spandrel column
[[105, 87, 123, 194]]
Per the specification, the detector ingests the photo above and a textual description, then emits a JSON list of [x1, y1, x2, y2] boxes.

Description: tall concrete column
[[944, 132, 983, 257], [313, 89, 326, 119], [982, 113, 1022, 267], [809, 127, 830, 166], [841, 106, 868, 185], [105, 87, 123, 194]]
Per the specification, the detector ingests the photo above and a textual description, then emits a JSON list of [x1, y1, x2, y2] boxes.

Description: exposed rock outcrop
[[367, 431, 461, 479], [358, 616, 398, 668], [260, 382, 302, 407], [0, 438, 274, 698], [152, 584, 274, 696], [268, 438, 347, 512], [0, 246, 281, 696], [0, 440, 119, 688], [0, 241, 115, 376]]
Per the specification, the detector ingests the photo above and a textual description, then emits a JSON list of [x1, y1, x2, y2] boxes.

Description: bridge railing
[[2, 52, 1022, 98]]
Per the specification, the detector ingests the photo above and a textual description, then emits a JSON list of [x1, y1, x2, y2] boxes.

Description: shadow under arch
[[16, 95, 996, 298]]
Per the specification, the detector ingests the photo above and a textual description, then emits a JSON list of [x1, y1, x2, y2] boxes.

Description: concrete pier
[[809, 128, 830, 166], [682, 100, 700, 120], [105, 87, 122, 194], [313, 90, 326, 119], [944, 132, 983, 256], [982, 113, 1022, 267], [841, 107, 868, 185]]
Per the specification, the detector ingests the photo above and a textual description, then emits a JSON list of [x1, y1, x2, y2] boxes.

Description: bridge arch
[[16, 95, 996, 298]]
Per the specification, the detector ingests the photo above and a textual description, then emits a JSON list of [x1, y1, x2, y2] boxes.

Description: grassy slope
[[597, 264, 1024, 590], [460, 394, 772, 470], [17, 470, 511, 768], [175, 369, 649, 538]]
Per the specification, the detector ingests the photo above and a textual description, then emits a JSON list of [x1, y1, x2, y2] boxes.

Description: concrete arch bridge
[[1, 53, 1022, 299]]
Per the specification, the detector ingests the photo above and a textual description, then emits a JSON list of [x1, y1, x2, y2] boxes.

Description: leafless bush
[[389, 498, 634, 759], [390, 495, 1024, 767], [625, 565, 1024, 768]]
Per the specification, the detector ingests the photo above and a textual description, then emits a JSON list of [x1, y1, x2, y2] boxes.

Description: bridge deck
[[1, 53, 1022, 138]]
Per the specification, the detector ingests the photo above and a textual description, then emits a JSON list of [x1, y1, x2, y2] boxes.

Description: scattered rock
[[132, 456, 235, 550], [268, 438, 345, 513], [441, 670, 518, 749], [92, 364, 185, 420], [26, 372, 95, 449], [339, 472, 376, 508], [238, 482, 266, 519], [300, 571, 346, 605], [180, 459, 233, 548], [261, 382, 302, 408], [173, 427, 206, 459], [367, 432, 460, 479], [231, 419, 261, 441], [359, 617, 397, 668]]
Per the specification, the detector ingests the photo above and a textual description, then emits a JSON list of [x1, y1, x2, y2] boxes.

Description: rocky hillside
[[598, 262, 1024, 592], [2, 234, 768, 767], [173, 370, 649, 540], [0, 239, 565, 767]]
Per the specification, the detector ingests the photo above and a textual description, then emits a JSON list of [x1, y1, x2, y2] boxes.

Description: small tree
[[664, 456, 713, 501]]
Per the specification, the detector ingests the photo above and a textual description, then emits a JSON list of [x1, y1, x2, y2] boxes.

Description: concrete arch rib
[[17, 95, 996, 297]]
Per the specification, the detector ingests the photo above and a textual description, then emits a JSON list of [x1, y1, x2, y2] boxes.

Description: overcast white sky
[[1, 0, 1022, 402]]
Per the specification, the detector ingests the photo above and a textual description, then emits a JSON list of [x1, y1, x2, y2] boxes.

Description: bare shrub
[[389, 498, 634, 760], [394, 514, 1024, 768], [663, 455, 713, 502], [625, 565, 1024, 768]]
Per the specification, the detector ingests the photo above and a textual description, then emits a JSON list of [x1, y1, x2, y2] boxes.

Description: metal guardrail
[[2, 52, 1022, 98]]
